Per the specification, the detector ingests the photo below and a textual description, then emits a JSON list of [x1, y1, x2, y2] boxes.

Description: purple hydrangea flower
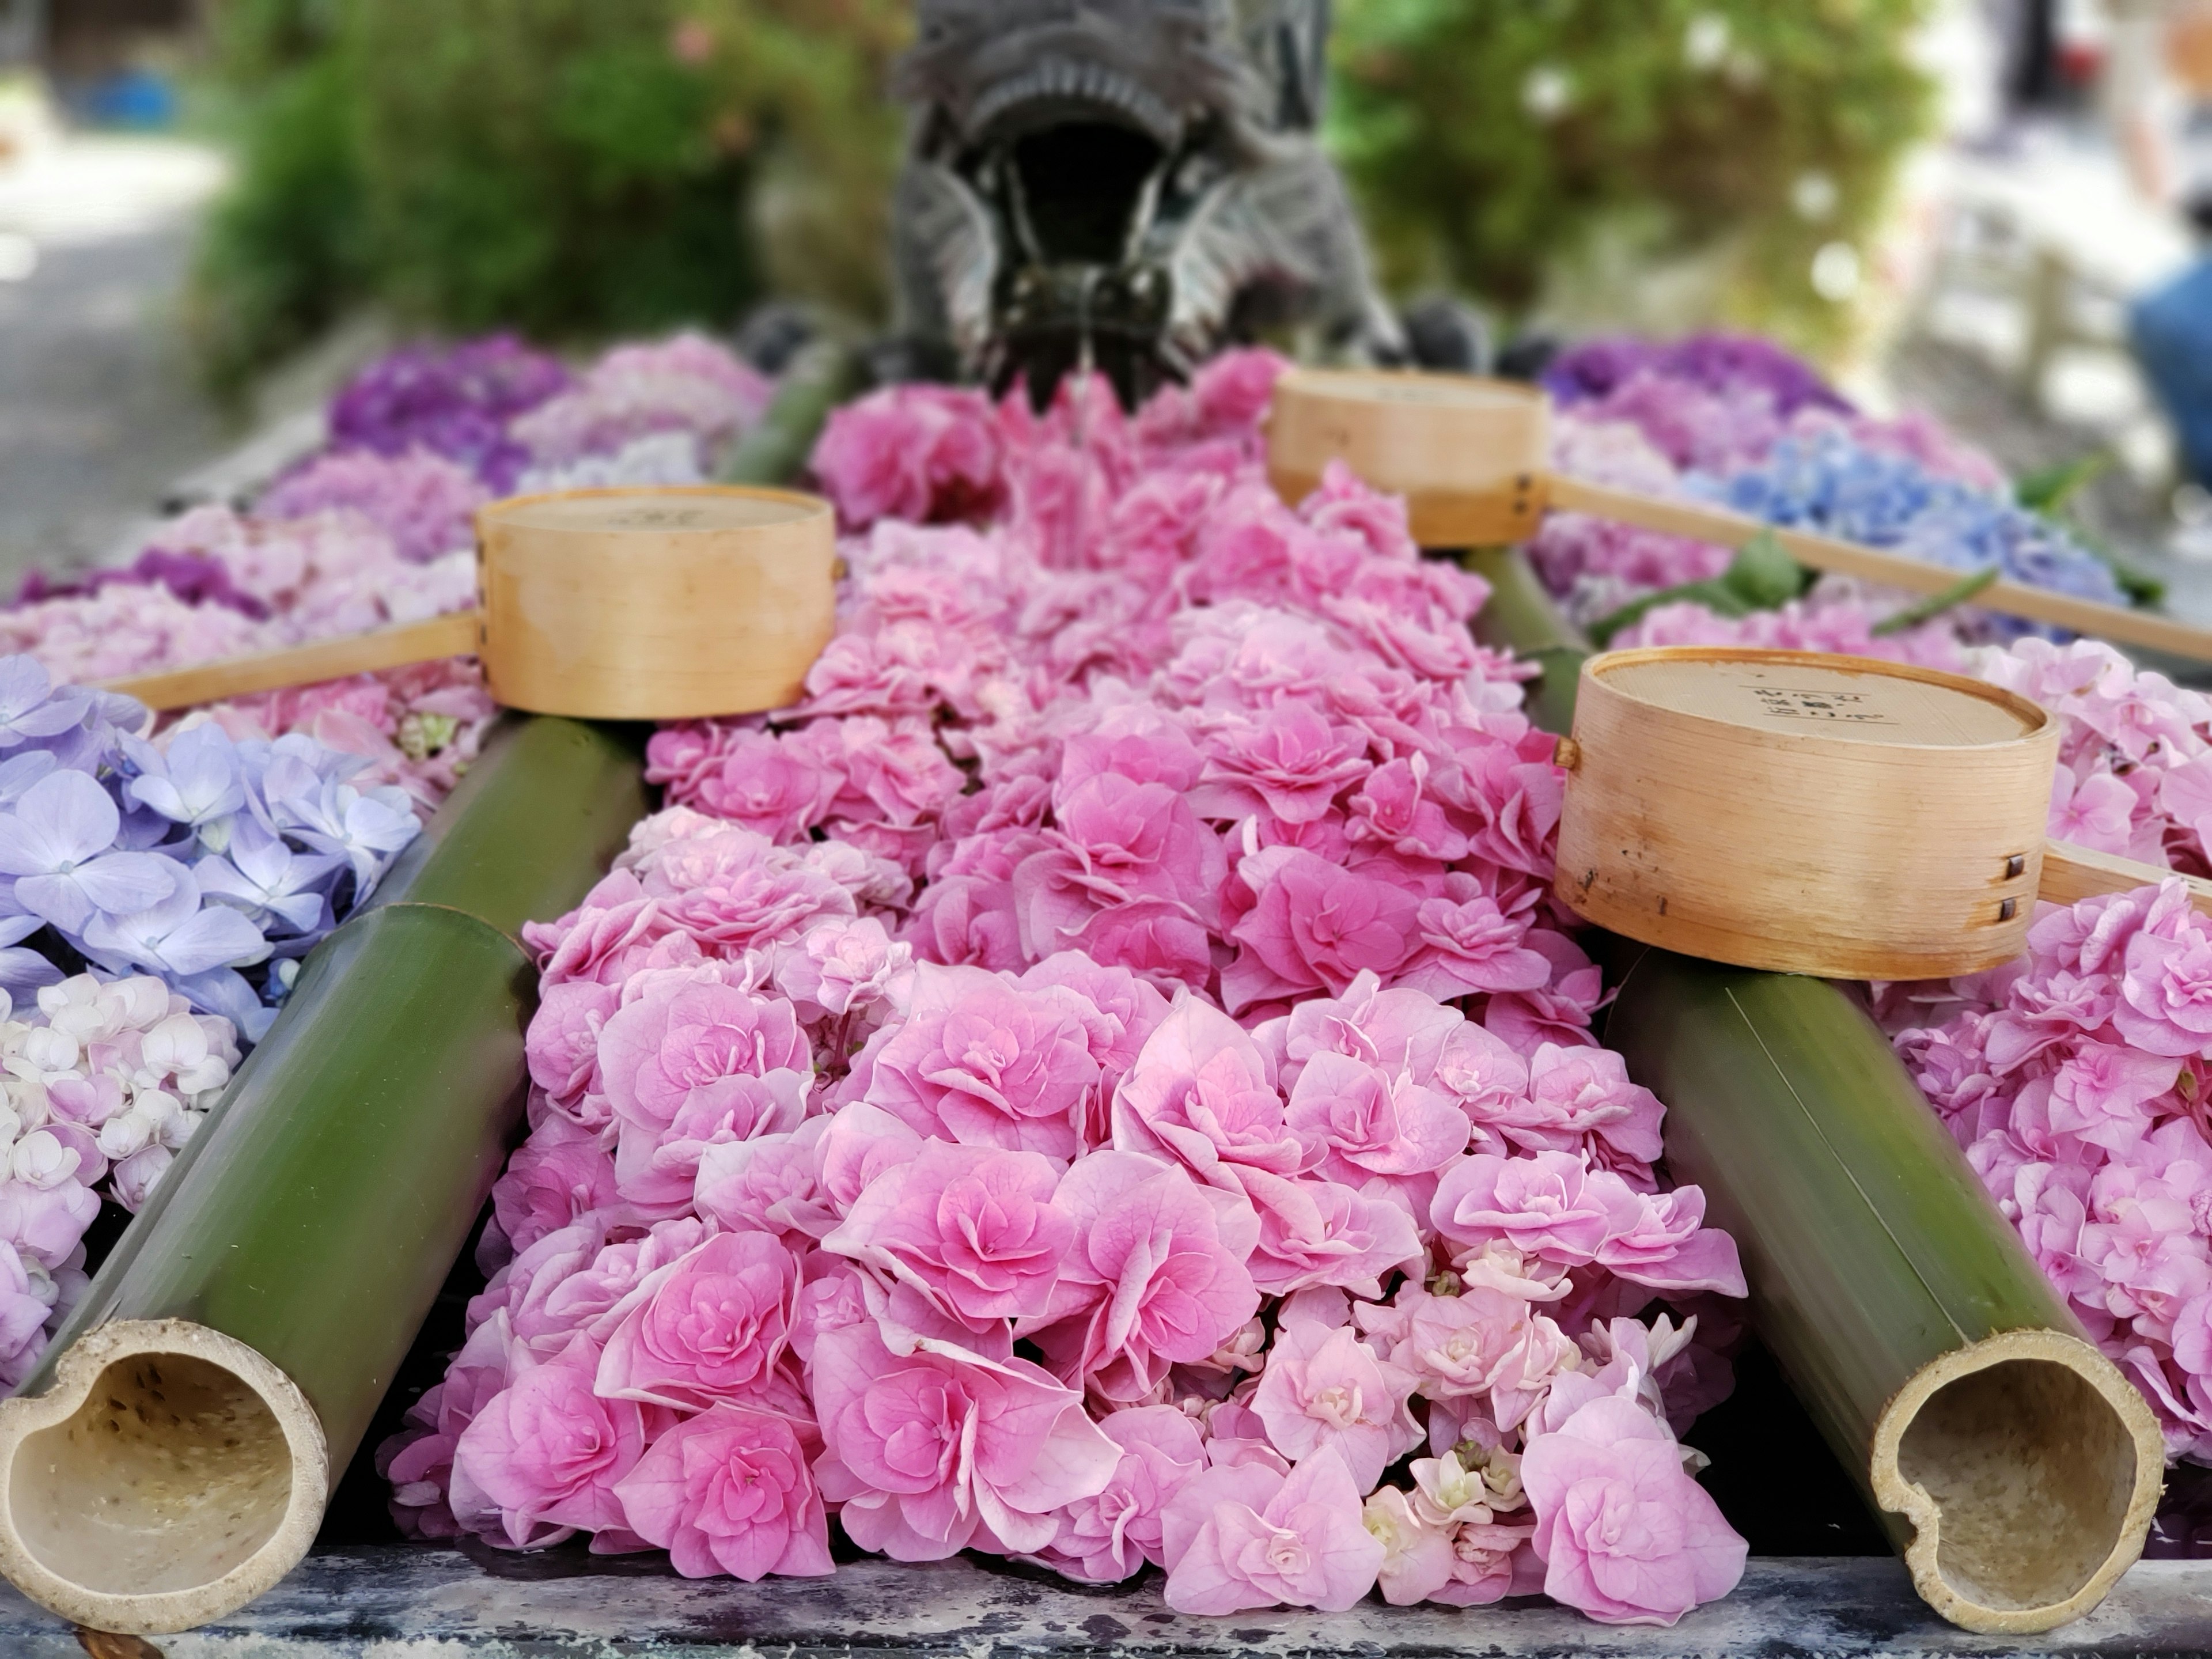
[[327, 335, 574, 493], [1545, 333, 1850, 418], [0, 772, 177, 935]]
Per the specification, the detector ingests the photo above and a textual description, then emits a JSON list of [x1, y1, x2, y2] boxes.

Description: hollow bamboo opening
[[1872, 1328, 2165, 1635], [0, 1320, 327, 1635]]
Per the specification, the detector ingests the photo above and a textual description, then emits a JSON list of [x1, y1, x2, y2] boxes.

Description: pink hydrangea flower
[[1030, 1148, 1260, 1400], [1159, 1445, 1385, 1615], [612, 1405, 834, 1581], [1030, 1404, 1206, 1582], [1521, 1394, 1747, 1626], [1283, 1050, 1471, 1197], [843, 963, 1105, 1159], [811, 1318, 1118, 1559], [1236, 1165, 1423, 1297], [488, 1113, 620, 1255], [1113, 999, 1312, 1184], [810, 385, 1003, 530], [1224, 847, 1421, 1012], [597, 973, 814, 1168], [1431, 1150, 1631, 1264], [452, 1333, 646, 1549], [1380, 1283, 1579, 1431], [1250, 1312, 1422, 1490], [1013, 774, 1227, 990], [596, 1230, 802, 1412], [2117, 915, 2212, 1057], [824, 1138, 1073, 1330]]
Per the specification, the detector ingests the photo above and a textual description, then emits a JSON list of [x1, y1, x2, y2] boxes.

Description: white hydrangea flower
[[11, 1130, 79, 1188], [21, 1027, 78, 1076], [96, 1108, 156, 1162]]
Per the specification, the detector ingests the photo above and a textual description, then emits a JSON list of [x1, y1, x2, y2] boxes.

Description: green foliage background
[[1330, 0, 1936, 354], [190, 0, 906, 392], [190, 0, 1933, 384]]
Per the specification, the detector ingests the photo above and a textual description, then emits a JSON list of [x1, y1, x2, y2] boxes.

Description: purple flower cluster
[[328, 335, 574, 494], [1543, 334, 1850, 419], [1532, 334, 2099, 649], [510, 332, 772, 476], [0, 655, 421, 1038], [259, 448, 491, 565]]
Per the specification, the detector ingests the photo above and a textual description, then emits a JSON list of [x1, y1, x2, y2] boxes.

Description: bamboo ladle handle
[[96, 611, 484, 713], [2042, 839, 2212, 915], [1547, 476, 2212, 666]]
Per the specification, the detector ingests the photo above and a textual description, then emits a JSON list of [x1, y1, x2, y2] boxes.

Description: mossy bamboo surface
[[721, 338, 865, 488], [1463, 544, 1587, 736]]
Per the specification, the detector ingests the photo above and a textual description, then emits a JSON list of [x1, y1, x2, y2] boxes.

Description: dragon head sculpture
[[889, 0, 1419, 406]]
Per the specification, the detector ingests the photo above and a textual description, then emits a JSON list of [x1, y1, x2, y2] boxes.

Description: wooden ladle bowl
[[105, 485, 839, 719]]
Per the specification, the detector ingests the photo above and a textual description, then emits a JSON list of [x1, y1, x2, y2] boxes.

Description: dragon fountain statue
[[885, 0, 1472, 406]]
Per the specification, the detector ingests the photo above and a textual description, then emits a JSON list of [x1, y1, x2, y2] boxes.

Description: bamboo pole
[[0, 715, 650, 1635], [720, 338, 867, 488], [1461, 546, 1589, 738], [1604, 953, 2164, 1635], [1472, 546, 2166, 1634]]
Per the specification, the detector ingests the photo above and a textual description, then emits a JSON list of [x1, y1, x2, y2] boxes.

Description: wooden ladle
[[1555, 647, 2212, 980], [1267, 368, 2212, 665], [101, 485, 838, 719]]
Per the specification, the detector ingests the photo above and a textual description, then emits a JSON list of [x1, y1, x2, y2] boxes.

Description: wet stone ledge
[[6, 1550, 2212, 1658]]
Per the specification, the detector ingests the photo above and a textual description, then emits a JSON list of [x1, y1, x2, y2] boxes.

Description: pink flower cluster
[[391, 820, 1745, 1622], [1616, 592, 1967, 671], [1979, 639, 2212, 874], [1894, 880, 2212, 1461], [0, 974, 241, 1385], [1877, 642, 2212, 1463], [510, 332, 772, 474], [259, 447, 491, 565], [391, 357, 1751, 1627], [806, 347, 1281, 534]]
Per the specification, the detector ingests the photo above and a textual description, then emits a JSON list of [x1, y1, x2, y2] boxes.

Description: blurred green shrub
[[194, 0, 1931, 384], [191, 0, 905, 392], [1328, 0, 1936, 356]]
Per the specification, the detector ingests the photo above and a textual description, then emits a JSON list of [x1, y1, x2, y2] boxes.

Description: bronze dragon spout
[[888, 0, 1450, 407]]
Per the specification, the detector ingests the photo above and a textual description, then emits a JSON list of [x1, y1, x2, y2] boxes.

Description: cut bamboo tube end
[[0, 1319, 327, 1635], [1872, 1327, 2164, 1635]]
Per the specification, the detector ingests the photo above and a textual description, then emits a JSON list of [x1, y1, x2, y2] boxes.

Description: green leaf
[[1586, 577, 1753, 649], [2016, 453, 2111, 516], [1718, 528, 1812, 609], [1870, 565, 1998, 635]]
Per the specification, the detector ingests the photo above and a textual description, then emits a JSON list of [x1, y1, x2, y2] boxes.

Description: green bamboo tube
[[721, 338, 866, 488], [1605, 952, 2164, 1634], [0, 714, 649, 1635], [1463, 544, 1588, 736], [1468, 546, 2166, 1632]]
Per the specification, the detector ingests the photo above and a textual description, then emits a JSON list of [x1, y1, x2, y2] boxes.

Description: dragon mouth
[[964, 54, 1185, 150]]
